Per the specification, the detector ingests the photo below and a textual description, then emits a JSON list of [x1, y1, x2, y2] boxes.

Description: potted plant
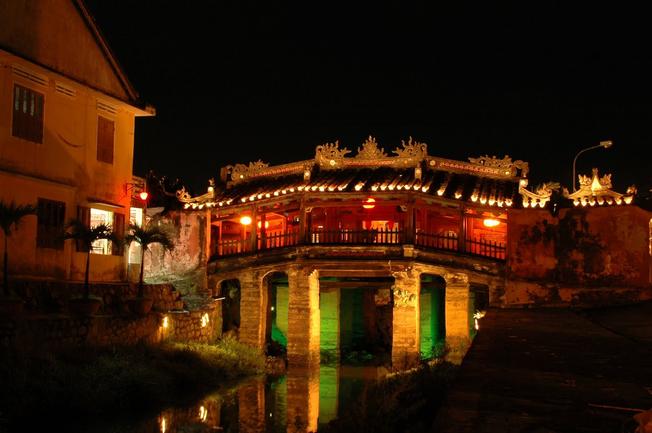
[[125, 222, 174, 315], [63, 219, 119, 316], [0, 200, 36, 315]]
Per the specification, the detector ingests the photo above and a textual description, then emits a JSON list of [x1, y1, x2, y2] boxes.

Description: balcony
[[212, 227, 506, 261]]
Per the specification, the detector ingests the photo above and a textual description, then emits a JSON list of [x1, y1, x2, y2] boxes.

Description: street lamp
[[572, 140, 613, 192]]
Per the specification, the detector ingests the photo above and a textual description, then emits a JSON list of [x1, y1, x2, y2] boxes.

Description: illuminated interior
[[90, 208, 113, 254]]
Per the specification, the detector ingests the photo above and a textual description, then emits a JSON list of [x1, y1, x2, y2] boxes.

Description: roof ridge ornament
[[227, 160, 270, 183], [393, 137, 428, 159], [356, 136, 387, 159], [316, 135, 427, 169], [519, 180, 558, 208], [563, 168, 635, 207], [468, 154, 530, 178], [315, 140, 352, 167]]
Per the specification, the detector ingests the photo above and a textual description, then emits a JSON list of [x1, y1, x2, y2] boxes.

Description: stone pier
[[391, 268, 421, 370], [444, 272, 471, 363], [239, 271, 267, 351], [287, 267, 320, 367]]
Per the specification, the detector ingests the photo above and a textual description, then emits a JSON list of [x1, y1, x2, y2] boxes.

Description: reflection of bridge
[[158, 366, 389, 433]]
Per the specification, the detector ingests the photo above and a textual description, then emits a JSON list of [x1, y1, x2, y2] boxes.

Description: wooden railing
[[259, 229, 301, 250], [214, 228, 505, 261], [464, 237, 506, 260], [217, 238, 251, 256], [415, 232, 458, 252], [310, 228, 403, 245]]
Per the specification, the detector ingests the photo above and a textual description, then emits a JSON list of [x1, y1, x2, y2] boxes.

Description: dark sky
[[84, 2, 652, 195]]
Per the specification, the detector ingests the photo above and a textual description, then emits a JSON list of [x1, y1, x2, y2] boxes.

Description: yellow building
[[0, 0, 154, 283]]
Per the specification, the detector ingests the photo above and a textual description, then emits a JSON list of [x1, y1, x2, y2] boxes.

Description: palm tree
[[63, 219, 119, 299], [125, 222, 174, 298], [0, 201, 36, 297]]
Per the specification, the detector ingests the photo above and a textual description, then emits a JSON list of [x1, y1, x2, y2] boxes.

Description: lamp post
[[572, 140, 613, 192]]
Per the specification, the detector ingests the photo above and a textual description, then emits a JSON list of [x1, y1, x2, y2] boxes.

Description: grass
[[0, 336, 265, 430], [319, 361, 459, 433]]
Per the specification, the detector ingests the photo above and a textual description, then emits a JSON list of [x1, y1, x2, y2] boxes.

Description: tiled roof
[[186, 166, 520, 210]]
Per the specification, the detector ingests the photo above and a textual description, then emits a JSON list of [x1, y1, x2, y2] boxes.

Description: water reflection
[[134, 365, 388, 433]]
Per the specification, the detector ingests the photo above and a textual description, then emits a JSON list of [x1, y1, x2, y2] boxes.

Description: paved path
[[433, 306, 652, 433]]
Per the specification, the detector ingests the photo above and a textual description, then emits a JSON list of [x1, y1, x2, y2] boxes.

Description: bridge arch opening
[[263, 271, 289, 355], [419, 274, 446, 360], [319, 276, 394, 365], [218, 279, 241, 335]]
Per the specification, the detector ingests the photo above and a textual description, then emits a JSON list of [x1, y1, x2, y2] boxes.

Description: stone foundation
[[10, 279, 185, 315], [0, 297, 221, 350]]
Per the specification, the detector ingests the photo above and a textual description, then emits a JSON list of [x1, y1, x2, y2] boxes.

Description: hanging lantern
[[362, 197, 376, 209], [483, 218, 500, 228], [240, 216, 252, 225]]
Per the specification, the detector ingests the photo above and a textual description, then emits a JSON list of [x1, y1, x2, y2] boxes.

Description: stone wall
[[11, 279, 184, 315], [1, 279, 223, 350], [505, 206, 652, 306], [0, 302, 221, 349], [144, 210, 211, 295]]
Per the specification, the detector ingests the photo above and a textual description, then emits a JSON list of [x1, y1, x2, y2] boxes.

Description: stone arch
[[218, 278, 241, 334], [419, 273, 446, 360]]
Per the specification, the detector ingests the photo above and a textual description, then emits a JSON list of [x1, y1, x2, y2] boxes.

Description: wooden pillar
[[444, 272, 471, 364], [299, 198, 308, 244], [405, 195, 415, 244], [238, 270, 267, 350], [287, 266, 320, 367], [260, 212, 267, 250], [391, 268, 420, 370], [459, 207, 467, 253], [249, 206, 258, 253]]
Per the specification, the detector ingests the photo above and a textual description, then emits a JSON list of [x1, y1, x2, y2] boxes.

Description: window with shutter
[[36, 199, 65, 249], [96, 116, 115, 164], [12, 84, 44, 143]]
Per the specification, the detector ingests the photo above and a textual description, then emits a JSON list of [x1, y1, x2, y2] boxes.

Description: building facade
[[0, 0, 153, 283]]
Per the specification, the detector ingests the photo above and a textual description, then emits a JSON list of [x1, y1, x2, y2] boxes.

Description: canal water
[[101, 364, 391, 433]]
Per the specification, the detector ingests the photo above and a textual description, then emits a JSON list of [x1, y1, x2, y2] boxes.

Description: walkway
[[434, 305, 652, 433]]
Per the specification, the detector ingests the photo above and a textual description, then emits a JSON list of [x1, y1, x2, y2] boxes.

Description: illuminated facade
[[0, 0, 154, 283], [173, 136, 651, 370], [174, 138, 522, 368]]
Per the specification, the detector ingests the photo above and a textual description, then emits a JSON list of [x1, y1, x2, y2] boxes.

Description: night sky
[[84, 2, 651, 195]]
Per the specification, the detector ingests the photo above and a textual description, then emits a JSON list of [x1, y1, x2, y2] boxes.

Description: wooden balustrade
[[213, 227, 505, 261]]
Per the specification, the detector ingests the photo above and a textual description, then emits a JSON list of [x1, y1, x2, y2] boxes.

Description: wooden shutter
[[76, 206, 90, 252], [12, 85, 44, 144], [112, 213, 125, 256], [97, 116, 114, 164]]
